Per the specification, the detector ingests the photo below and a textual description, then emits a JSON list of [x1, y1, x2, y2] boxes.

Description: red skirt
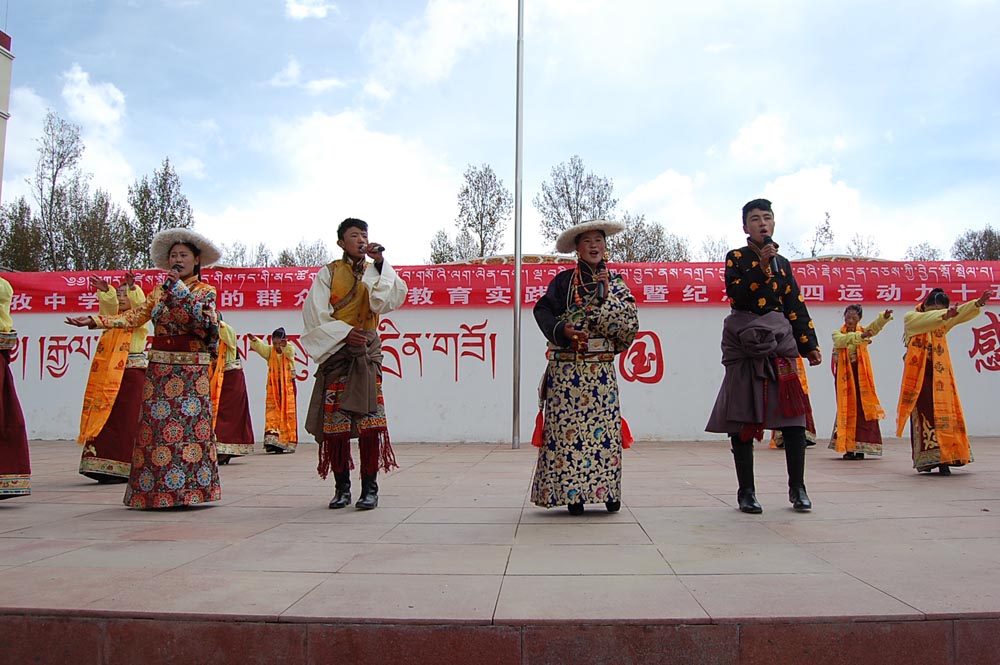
[[79, 367, 145, 481], [215, 367, 255, 457], [0, 351, 30, 498]]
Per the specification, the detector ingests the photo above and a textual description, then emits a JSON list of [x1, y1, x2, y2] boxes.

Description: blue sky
[[3, 0, 999, 264]]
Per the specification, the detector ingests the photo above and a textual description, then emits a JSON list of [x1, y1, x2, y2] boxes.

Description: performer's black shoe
[[737, 488, 762, 514], [356, 476, 379, 510], [567, 502, 584, 516], [605, 500, 621, 513], [218, 454, 232, 465], [938, 464, 952, 476], [789, 486, 812, 512], [328, 489, 351, 509], [842, 452, 856, 460]]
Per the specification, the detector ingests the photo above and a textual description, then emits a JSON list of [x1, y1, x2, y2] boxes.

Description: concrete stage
[[2, 438, 999, 664]]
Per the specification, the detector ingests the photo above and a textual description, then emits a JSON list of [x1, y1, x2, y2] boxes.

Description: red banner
[[2, 261, 998, 313]]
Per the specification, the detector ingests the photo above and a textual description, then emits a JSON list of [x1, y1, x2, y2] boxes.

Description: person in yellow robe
[[210, 318, 255, 464], [77, 272, 149, 482], [301, 218, 408, 510], [897, 287, 994, 475], [0, 275, 30, 500], [247, 327, 298, 453], [829, 305, 892, 460]]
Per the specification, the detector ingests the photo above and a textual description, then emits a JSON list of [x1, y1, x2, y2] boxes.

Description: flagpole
[[512, 0, 524, 449]]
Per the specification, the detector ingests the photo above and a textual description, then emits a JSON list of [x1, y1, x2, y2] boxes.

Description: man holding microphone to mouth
[[706, 199, 822, 514], [300, 218, 408, 510]]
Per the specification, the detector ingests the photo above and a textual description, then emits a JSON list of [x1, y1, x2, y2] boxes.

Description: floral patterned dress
[[94, 276, 221, 508], [531, 265, 638, 508]]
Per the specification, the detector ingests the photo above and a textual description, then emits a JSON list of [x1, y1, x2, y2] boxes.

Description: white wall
[[9, 304, 1000, 443]]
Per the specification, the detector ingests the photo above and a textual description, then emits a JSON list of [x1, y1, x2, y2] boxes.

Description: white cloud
[[61, 64, 127, 138], [363, 0, 514, 87], [1, 87, 48, 204], [196, 110, 459, 265], [269, 57, 345, 95], [58, 64, 134, 203], [175, 157, 207, 180], [304, 77, 346, 94], [363, 79, 392, 101], [729, 114, 792, 172], [285, 0, 339, 20], [269, 58, 302, 87], [621, 169, 709, 232], [703, 43, 734, 54]]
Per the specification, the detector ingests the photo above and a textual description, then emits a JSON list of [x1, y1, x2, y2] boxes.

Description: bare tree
[[846, 233, 881, 260], [276, 239, 332, 267], [221, 241, 274, 267], [456, 163, 512, 257], [126, 157, 195, 268], [809, 212, 835, 258], [428, 228, 478, 264], [606, 212, 690, 262], [903, 242, 943, 261], [698, 235, 729, 263], [952, 225, 1000, 261], [30, 110, 84, 270], [532, 155, 618, 243]]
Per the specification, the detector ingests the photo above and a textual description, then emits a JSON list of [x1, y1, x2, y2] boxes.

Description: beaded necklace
[[569, 262, 601, 320]]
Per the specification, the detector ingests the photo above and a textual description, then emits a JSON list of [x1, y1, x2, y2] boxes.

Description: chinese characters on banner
[[4, 262, 998, 312], [3, 262, 998, 378]]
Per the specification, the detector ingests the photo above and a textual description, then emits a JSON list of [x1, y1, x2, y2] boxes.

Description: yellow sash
[[77, 328, 131, 443], [209, 336, 229, 430], [896, 327, 967, 461], [834, 324, 884, 452], [329, 259, 378, 331], [265, 348, 298, 441]]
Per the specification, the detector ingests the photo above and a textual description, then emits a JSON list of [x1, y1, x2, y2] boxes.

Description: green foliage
[[951, 225, 1000, 261]]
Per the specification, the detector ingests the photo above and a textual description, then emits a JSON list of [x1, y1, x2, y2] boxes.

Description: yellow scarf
[[329, 259, 378, 331], [77, 328, 131, 443], [209, 335, 229, 430], [896, 325, 968, 462], [834, 324, 884, 452], [265, 347, 297, 441]]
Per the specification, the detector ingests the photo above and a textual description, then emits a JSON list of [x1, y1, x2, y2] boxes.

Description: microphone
[[367, 244, 386, 253], [164, 264, 183, 287], [761, 236, 779, 276], [597, 260, 607, 300]]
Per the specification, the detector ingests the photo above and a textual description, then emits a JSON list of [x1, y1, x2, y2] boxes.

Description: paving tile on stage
[[283, 573, 503, 622], [506, 544, 673, 576], [87, 569, 331, 618], [681, 572, 923, 621], [495, 574, 709, 622]]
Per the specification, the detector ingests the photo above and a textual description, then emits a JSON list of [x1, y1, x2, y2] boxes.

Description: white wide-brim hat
[[149, 228, 223, 270], [554, 219, 626, 254]]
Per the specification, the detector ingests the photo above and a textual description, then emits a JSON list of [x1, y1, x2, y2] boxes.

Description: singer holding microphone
[[66, 228, 222, 509], [707, 199, 822, 514], [530, 220, 638, 515], [301, 217, 408, 511]]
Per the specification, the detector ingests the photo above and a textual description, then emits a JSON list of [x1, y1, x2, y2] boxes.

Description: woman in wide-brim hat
[[530, 219, 639, 515], [67, 228, 223, 509]]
